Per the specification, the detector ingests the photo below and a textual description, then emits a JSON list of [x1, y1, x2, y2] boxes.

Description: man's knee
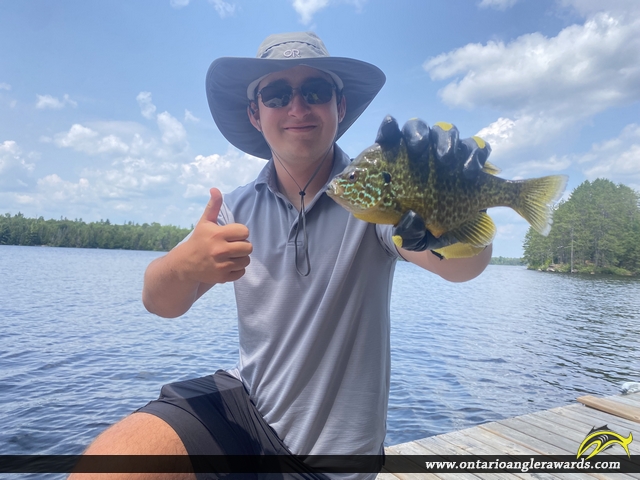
[[68, 412, 194, 480], [83, 412, 187, 455]]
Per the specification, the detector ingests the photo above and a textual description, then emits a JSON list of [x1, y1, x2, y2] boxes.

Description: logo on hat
[[284, 49, 301, 58]]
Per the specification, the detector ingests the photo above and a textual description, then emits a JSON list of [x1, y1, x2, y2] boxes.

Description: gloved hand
[[430, 121, 493, 180], [392, 210, 457, 255], [390, 118, 491, 254]]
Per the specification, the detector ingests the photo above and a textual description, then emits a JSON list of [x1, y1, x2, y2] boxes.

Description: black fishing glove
[[391, 119, 490, 253], [431, 122, 492, 180], [392, 210, 457, 253]]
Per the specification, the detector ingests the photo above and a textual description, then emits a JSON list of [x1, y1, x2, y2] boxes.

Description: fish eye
[[382, 172, 391, 184], [348, 171, 358, 182]]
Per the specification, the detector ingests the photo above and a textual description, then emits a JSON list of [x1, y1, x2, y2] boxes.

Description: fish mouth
[[326, 181, 342, 198]]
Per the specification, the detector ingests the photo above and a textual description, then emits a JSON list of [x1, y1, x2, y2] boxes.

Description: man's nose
[[287, 89, 311, 114]]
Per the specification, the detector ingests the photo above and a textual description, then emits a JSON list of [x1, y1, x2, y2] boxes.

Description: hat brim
[[206, 56, 386, 159]]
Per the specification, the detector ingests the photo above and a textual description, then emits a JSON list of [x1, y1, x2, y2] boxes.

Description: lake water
[[1, 245, 639, 475]]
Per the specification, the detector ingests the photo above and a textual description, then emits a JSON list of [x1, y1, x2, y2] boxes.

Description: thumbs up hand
[[182, 188, 252, 285], [142, 187, 252, 317]]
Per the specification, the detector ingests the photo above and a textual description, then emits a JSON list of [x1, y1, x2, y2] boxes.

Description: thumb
[[200, 187, 223, 224]]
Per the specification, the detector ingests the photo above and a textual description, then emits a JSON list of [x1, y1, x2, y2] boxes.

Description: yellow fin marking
[[471, 136, 486, 149], [482, 161, 501, 175], [433, 243, 486, 259], [434, 122, 453, 131]]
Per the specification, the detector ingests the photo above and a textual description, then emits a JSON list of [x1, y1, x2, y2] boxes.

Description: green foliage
[[490, 256, 525, 266], [523, 179, 640, 275], [0, 213, 190, 251]]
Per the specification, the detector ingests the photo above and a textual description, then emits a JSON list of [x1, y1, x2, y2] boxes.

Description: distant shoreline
[[1, 213, 190, 252], [529, 262, 637, 277]]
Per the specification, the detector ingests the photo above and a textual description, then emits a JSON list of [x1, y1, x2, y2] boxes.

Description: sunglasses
[[256, 78, 337, 109]]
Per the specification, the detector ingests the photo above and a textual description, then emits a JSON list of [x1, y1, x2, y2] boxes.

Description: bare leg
[[68, 412, 195, 480]]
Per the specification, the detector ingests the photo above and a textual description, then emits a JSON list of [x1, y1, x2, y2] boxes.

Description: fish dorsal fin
[[482, 161, 501, 175], [446, 211, 496, 248]]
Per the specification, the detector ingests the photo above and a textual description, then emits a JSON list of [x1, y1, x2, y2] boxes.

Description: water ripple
[[1, 245, 639, 467]]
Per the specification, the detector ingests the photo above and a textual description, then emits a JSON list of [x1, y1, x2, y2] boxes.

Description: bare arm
[[142, 188, 252, 318], [398, 243, 492, 283]]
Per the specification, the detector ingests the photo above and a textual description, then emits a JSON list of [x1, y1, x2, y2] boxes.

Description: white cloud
[[179, 147, 267, 196], [84, 157, 176, 199], [36, 94, 77, 109], [53, 124, 129, 155], [184, 109, 200, 123], [209, 0, 236, 18], [291, 0, 366, 25], [424, 13, 640, 116], [475, 114, 577, 165], [559, 0, 640, 18], [478, 0, 519, 10], [170, 0, 190, 8], [157, 112, 187, 146], [427, 8, 640, 170], [575, 123, 640, 190], [136, 91, 157, 120], [0, 140, 35, 175], [0, 83, 11, 91], [0, 140, 21, 172], [37, 174, 92, 203], [292, 0, 329, 24]]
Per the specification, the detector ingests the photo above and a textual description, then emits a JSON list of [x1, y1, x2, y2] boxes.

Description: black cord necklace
[[272, 145, 333, 276]]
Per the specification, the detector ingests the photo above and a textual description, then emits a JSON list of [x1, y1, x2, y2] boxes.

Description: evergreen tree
[[523, 179, 640, 275], [0, 214, 191, 252]]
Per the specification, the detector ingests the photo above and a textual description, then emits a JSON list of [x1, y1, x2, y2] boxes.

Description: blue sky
[[1, 0, 639, 258]]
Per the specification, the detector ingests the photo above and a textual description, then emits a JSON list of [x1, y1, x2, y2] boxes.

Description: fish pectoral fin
[[446, 212, 496, 248], [482, 161, 501, 176]]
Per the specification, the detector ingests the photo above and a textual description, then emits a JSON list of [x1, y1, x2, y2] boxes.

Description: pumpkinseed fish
[[326, 116, 568, 259]]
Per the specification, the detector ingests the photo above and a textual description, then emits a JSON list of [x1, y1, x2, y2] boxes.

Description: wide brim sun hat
[[206, 31, 386, 159]]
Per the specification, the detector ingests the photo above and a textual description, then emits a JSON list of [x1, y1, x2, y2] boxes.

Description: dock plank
[[418, 427, 591, 480], [496, 416, 582, 453], [516, 410, 640, 478], [427, 429, 551, 480], [558, 404, 640, 439], [577, 395, 640, 423], [609, 394, 640, 409], [380, 394, 640, 480], [389, 438, 485, 480], [385, 441, 450, 480]]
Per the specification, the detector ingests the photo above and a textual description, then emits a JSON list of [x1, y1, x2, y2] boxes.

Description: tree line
[[523, 178, 640, 275], [0, 213, 191, 251]]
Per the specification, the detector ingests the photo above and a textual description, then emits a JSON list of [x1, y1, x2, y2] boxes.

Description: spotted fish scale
[[327, 116, 568, 258]]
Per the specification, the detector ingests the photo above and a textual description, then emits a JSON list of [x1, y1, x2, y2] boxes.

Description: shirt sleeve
[[375, 223, 402, 259], [216, 196, 235, 226]]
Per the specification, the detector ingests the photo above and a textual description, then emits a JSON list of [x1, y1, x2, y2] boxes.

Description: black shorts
[[137, 370, 328, 479]]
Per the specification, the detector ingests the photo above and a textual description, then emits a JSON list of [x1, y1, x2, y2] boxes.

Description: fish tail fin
[[514, 175, 568, 236]]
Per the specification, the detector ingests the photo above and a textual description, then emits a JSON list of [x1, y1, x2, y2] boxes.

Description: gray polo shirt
[[218, 146, 401, 464]]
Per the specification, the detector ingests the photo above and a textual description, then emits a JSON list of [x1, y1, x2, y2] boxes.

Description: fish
[[576, 425, 633, 459], [326, 116, 568, 259]]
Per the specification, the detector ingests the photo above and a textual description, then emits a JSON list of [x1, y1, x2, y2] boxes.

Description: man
[[70, 32, 491, 480]]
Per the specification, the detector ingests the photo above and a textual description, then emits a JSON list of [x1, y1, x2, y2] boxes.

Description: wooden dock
[[380, 392, 640, 479]]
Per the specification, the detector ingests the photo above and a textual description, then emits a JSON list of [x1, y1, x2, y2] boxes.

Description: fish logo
[[576, 425, 633, 459]]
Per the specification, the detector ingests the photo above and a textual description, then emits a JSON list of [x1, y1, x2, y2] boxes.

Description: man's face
[[249, 65, 346, 166]]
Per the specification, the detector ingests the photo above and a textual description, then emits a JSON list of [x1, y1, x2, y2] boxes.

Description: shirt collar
[[254, 144, 350, 194]]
